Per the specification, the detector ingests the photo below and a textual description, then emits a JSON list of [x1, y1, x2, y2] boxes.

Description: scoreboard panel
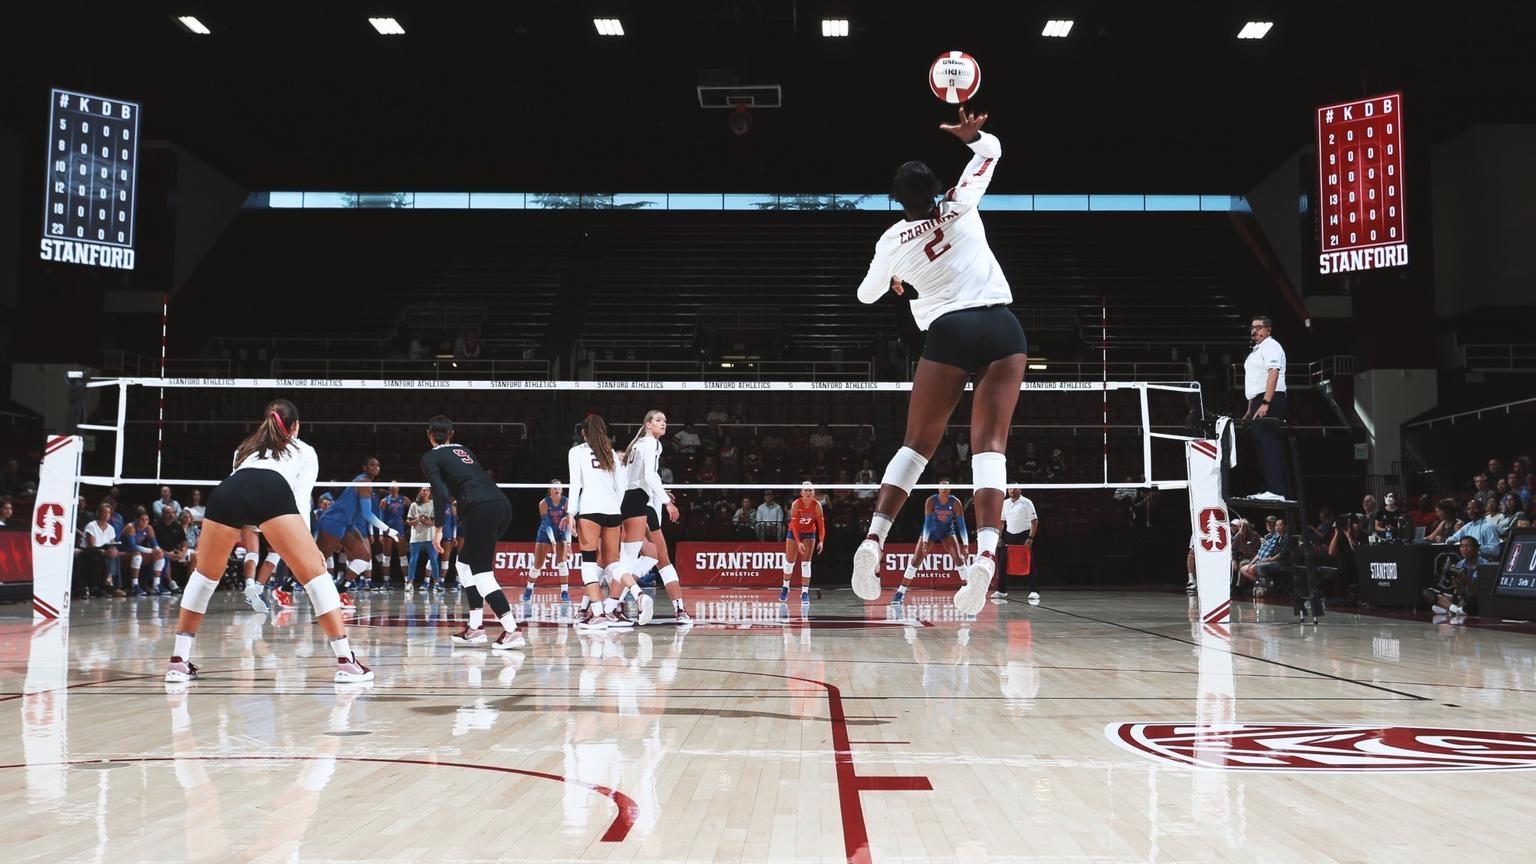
[[39, 88, 141, 271], [1316, 92, 1405, 275]]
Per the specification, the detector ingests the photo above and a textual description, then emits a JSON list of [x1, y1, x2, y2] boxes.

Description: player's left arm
[[815, 501, 826, 553], [856, 236, 900, 303], [956, 507, 970, 548]]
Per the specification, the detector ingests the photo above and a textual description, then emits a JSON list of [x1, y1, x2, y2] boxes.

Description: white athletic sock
[[903, 564, 918, 583], [245, 577, 258, 591], [977, 527, 1000, 557], [868, 512, 894, 544], [558, 564, 571, 585], [525, 569, 538, 587], [468, 608, 484, 630], [174, 632, 195, 661], [329, 635, 352, 661], [674, 598, 685, 610], [499, 611, 520, 631], [603, 597, 620, 614], [578, 597, 592, 611]]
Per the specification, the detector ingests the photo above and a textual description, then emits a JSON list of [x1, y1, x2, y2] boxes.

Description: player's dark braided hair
[[891, 160, 941, 214]]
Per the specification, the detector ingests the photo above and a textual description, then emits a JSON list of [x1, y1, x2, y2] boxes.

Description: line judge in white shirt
[[993, 488, 1039, 602], [1243, 315, 1288, 499]]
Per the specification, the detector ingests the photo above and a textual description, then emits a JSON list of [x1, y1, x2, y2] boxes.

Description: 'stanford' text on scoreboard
[[1318, 243, 1408, 275], [38, 238, 135, 270]]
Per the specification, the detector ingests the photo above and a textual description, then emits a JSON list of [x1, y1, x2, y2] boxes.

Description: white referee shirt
[[1244, 336, 1287, 400], [857, 131, 1013, 330], [234, 438, 320, 529], [1004, 495, 1037, 535], [567, 443, 623, 516]]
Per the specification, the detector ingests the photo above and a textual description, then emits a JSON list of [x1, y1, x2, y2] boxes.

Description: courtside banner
[[0, 532, 31, 584], [677, 542, 797, 587], [493, 543, 581, 585]]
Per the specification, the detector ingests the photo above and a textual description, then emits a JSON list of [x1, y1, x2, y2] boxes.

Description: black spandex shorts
[[458, 495, 513, 575], [621, 488, 662, 531], [204, 468, 300, 528], [578, 512, 623, 529], [921, 304, 1028, 371]]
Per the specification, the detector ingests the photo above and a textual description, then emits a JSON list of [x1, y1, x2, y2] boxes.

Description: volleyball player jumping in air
[[851, 107, 1026, 615]]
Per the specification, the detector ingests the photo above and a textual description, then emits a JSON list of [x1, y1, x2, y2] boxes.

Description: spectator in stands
[[954, 432, 971, 463], [157, 505, 192, 585], [1507, 473, 1532, 511], [760, 429, 787, 455], [179, 509, 200, 564], [701, 419, 724, 452], [409, 333, 428, 360], [743, 442, 764, 476], [121, 507, 168, 595], [1309, 508, 1335, 549], [1515, 456, 1533, 496], [658, 457, 674, 485], [809, 424, 835, 455], [1424, 537, 1480, 617], [0, 498, 12, 530], [185, 489, 205, 525], [1494, 494, 1523, 537], [729, 402, 747, 423], [854, 461, 877, 501], [706, 406, 730, 424], [83, 503, 123, 596], [1427, 498, 1463, 542], [732, 497, 756, 539], [1233, 518, 1264, 579], [0, 460, 21, 498], [1239, 517, 1291, 595], [831, 470, 856, 508], [152, 486, 182, 520], [755, 491, 785, 542], [1471, 473, 1497, 511], [1019, 443, 1041, 482], [673, 424, 701, 455], [1372, 493, 1408, 540], [1446, 499, 1501, 562], [1488, 458, 1507, 485], [1361, 494, 1379, 529], [850, 426, 873, 462], [453, 331, 481, 360], [1045, 448, 1066, 481], [718, 437, 741, 483], [697, 457, 718, 484]]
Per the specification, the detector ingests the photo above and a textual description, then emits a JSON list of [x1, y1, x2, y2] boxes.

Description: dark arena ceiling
[[3, 0, 1531, 193]]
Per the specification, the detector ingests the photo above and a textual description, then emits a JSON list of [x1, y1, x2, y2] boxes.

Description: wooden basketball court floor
[[4, 588, 1536, 863]]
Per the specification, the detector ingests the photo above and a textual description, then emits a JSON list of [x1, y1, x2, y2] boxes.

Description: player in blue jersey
[[315, 456, 399, 606], [442, 499, 460, 588], [375, 483, 409, 590], [524, 482, 573, 603], [890, 480, 969, 605]]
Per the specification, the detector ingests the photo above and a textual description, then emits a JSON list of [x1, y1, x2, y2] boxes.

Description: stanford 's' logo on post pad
[[33, 502, 65, 547], [1108, 723, 1536, 772]]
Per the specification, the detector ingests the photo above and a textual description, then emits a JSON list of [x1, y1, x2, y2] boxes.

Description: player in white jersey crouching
[[849, 107, 1028, 616]]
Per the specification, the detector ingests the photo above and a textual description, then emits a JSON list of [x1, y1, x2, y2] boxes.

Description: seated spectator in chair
[[673, 424, 702, 456], [1507, 473, 1532, 511], [1488, 458, 1507, 487], [697, 457, 718, 484], [755, 491, 785, 542], [151, 486, 182, 521], [760, 429, 787, 455], [0, 460, 23, 498], [854, 461, 877, 501], [1232, 518, 1263, 578], [1045, 448, 1067, 481], [706, 406, 730, 424], [743, 443, 764, 477], [1446, 499, 1501, 563], [718, 437, 741, 482], [185, 489, 206, 525], [157, 505, 192, 586], [808, 424, 835, 455], [1426, 498, 1462, 542], [83, 503, 123, 597], [179, 509, 200, 569], [658, 457, 675, 485], [1372, 493, 1410, 540], [732, 497, 756, 539], [701, 419, 724, 452], [1471, 473, 1497, 512], [453, 331, 481, 360], [0, 498, 13, 530], [1240, 517, 1291, 595], [1423, 537, 1480, 617], [850, 426, 873, 462], [1308, 508, 1335, 550], [1326, 513, 1364, 575], [121, 507, 169, 595], [1493, 494, 1522, 538], [1019, 443, 1041, 482]]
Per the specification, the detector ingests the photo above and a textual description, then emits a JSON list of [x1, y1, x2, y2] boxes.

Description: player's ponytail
[[234, 399, 298, 468], [428, 415, 454, 446], [579, 414, 616, 473], [624, 410, 663, 465]]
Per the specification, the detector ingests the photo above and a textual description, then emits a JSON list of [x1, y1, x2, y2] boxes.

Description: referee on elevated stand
[[1243, 315, 1289, 501]]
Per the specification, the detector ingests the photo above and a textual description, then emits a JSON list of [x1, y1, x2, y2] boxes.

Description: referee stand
[[1224, 417, 1322, 624]]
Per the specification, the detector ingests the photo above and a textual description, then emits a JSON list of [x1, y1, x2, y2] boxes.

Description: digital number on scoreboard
[[1316, 92, 1404, 275], [39, 88, 140, 271]]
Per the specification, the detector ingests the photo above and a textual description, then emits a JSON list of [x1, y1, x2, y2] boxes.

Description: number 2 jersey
[[567, 442, 623, 516], [855, 131, 1011, 331], [420, 443, 502, 527]]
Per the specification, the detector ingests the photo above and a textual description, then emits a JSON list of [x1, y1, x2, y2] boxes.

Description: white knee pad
[[347, 558, 370, 576], [455, 560, 474, 581], [472, 571, 502, 598], [131, 553, 143, 569], [621, 541, 642, 562], [660, 564, 680, 586], [304, 576, 343, 616], [179, 572, 220, 614], [244, 552, 260, 567], [971, 451, 1007, 493], [581, 561, 601, 586], [880, 446, 929, 492], [265, 552, 282, 567]]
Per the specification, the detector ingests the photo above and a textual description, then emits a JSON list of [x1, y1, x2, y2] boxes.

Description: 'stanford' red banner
[[0, 532, 31, 584]]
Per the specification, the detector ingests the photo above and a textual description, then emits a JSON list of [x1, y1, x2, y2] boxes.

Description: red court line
[[0, 755, 637, 842], [848, 741, 911, 745]]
